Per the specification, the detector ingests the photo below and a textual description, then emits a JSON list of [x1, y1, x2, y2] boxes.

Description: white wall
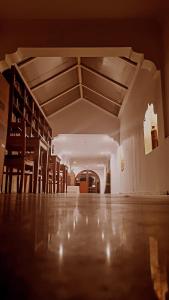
[[117, 66, 169, 195], [110, 149, 120, 194]]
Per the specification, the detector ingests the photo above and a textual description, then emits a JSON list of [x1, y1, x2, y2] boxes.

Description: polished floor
[[0, 193, 169, 300]]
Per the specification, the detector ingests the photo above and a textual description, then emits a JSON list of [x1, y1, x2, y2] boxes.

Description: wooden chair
[[47, 156, 61, 193], [47, 156, 57, 193], [56, 160, 60, 193], [3, 121, 34, 193], [60, 164, 68, 193], [47, 169, 53, 193], [26, 138, 47, 193]]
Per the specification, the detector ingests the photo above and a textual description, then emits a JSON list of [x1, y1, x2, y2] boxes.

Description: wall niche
[[143, 103, 158, 155]]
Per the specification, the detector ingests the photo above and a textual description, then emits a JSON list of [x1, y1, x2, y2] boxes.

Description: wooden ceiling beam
[[17, 57, 36, 68], [83, 98, 118, 118], [77, 57, 83, 98], [41, 84, 80, 107], [119, 56, 138, 66], [82, 84, 121, 108], [31, 64, 78, 91], [81, 64, 128, 90], [47, 98, 81, 118]]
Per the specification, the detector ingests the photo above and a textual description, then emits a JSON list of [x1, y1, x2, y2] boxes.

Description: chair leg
[[9, 168, 13, 193], [29, 174, 33, 193], [19, 169, 24, 193], [5, 168, 8, 193], [38, 176, 41, 193], [17, 174, 20, 193], [17, 174, 20, 192], [40, 177, 42, 193], [1, 173, 3, 193], [24, 175, 27, 193]]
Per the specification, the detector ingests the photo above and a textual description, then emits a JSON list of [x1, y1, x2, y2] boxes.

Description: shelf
[[24, 101, 32, 113], [13, 104, 23, 116], [14, 85, 24, 101], [5, 65, 52, 145]]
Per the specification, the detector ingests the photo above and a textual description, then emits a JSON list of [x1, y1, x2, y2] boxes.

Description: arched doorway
[[75, 170, 100, 193]]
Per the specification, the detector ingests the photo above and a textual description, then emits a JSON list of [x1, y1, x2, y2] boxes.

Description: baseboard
[[111, 192, 169, 198]]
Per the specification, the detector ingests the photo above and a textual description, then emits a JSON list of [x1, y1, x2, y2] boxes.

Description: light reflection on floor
[[0, 193, 169, 299]]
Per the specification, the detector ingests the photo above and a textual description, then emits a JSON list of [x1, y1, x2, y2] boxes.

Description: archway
[[75, 170, 100, 193]]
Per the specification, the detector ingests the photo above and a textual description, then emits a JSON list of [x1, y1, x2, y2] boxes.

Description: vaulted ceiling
[[17, 56, 138, 118]]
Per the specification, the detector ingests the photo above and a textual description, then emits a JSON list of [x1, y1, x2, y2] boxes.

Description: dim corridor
[[0, 193, 169, 300]]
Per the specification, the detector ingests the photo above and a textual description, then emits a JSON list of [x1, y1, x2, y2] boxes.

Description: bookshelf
[[0, 73, 9, 188], [3, 65, 52, 146]]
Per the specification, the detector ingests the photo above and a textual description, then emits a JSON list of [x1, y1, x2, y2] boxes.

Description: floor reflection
[[149, 236, 168, 300], [0, 194, 169, 299]]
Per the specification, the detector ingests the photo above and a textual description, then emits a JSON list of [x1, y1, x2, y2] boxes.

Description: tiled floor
[[0, 193, 169, 300]]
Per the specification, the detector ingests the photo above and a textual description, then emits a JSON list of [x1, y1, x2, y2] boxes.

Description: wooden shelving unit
[[0, 73, 9, 188], [3, 65, 52, 146]]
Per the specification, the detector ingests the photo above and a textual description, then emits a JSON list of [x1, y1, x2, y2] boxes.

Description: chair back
[[6, 121, 26, 157]]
